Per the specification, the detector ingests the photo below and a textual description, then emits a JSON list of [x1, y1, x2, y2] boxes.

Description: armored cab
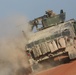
[[26, 10, 76, 63]]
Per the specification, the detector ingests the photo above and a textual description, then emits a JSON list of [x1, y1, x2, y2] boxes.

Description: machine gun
[[29, 15, 47, 30]]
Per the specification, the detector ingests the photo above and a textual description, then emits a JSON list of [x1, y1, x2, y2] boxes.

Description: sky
[[0, 0, 76, 19], [0, 0, 76, 37]]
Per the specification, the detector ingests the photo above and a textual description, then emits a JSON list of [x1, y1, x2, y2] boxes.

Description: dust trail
[[0, 15, 32, 75]]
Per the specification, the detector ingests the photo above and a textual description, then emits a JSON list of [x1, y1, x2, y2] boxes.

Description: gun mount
[[29, 9, 65, 31]]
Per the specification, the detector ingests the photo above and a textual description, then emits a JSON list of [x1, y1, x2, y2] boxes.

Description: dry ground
[[36, 60, 76, 75]]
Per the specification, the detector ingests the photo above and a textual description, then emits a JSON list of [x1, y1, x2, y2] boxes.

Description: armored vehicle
[[26, 10, 76, 65]]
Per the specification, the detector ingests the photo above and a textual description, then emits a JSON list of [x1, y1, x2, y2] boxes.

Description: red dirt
[[36, 60, 76, 75]]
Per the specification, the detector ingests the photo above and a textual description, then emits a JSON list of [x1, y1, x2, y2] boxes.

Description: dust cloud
[[0, 15, 32, 75]]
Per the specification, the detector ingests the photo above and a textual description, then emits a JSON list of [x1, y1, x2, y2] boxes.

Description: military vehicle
[[26, 10, 76, 66]]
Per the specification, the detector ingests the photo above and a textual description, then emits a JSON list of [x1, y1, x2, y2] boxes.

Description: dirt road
[[36, 60, 76, 75]]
